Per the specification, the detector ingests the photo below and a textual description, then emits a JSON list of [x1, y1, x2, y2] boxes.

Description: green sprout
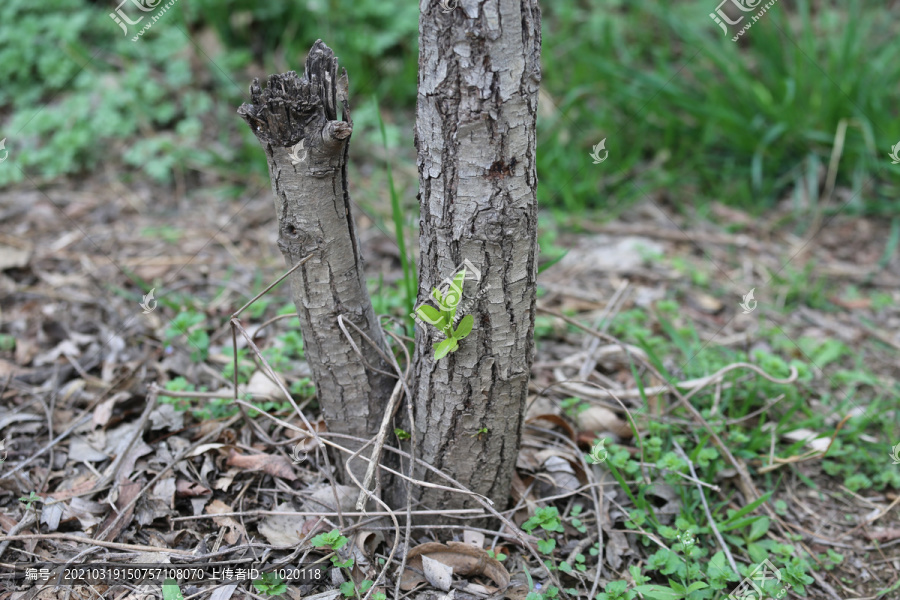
[[486, 549, 507, 561], [522, 506, 564, 534], [19, 492, 41, 510], [161, 578, 185, 600], [253, 572, 287, 596], [311, 529, 354, 568], [340, 579, 375, 598], [414, 268, 476, 360]]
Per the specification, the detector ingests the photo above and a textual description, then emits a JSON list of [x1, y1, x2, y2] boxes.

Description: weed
[[253, 572, 287, 596], [161, 579, 185, 600], [486, 549, 507, 562], [560, 397, 590, 420], [19, 491, 41, 510], [311, 529, 354, 568], [164, 311, 209, 362]]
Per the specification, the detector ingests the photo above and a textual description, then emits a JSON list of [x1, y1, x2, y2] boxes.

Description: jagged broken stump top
[[237, 39, 351, 148]]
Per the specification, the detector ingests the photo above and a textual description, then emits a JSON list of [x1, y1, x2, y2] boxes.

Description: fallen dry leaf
[[176, 479, 211, 497], [226, 449, 297, 481], [92, 396, 118, 428], [541, 454, 581, 496], [462, 529, 485, 549], [206, 499, 247, 545], [257, 502, 310, 547], [782, 428, 831, 453], [302, 484, 358, 513], [576, 405, 631, 438], [187, 443, 226, 458], [97, 479, 141, 542], [148, 403, 184, 432], [399, 541, 510, 592], [422, 554, 453, 591], [246, 369, 286, 401], [0, 243, 31, 271]]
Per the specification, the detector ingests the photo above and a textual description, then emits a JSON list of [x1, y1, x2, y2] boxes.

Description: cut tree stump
[[238, 41, 396, 485]]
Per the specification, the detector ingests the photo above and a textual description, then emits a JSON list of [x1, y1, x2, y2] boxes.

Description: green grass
[[524, 249, 897, 598], [3, 0, 898, 219], [536, 0, 900, 216], [525, 292, 896, 598], [374, 95, 417, 329]]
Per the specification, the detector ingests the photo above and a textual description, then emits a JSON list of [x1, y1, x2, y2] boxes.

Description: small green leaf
[[311, 529, 348, 550], [632, 584, 681, 600], [331, 556, 354, 569], [536, 538, 556, 554], [721, 491, 773, 525], [416, 304, 446, 328], [538, 249, 570, 274], [454, 314, 474, 339], [686, 581, 709, 593], [747, 542, 768, 564], [434, 338, 455, 360], [253, 572, 287, 595], [340, 581, 356, 597], [162, 579, 185, 600], [748, 515, 770, 541]]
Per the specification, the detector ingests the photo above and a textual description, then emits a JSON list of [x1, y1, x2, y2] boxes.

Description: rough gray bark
[[405, 0, 542, 515], [238, 42, 396, 484]]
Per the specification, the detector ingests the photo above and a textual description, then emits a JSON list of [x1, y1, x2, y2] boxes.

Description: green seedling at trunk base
[[414, 268, 476, 360]]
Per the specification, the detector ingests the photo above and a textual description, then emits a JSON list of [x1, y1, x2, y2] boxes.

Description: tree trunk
[[238, 42, 396, 484], [402, 0, 542, 516]]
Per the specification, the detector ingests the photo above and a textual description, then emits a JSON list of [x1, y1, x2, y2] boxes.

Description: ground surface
[[1, 168, 899, 600]]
